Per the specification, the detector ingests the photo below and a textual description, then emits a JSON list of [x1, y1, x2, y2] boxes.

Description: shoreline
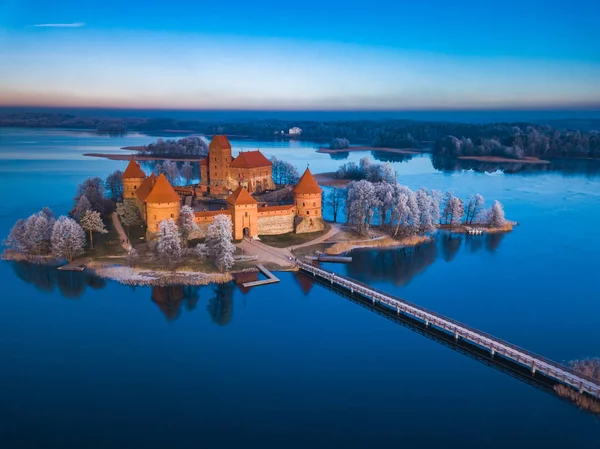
[[84, 153, 203, 162], [457, 156, 550, 164], [325, 235, 432, 255], [318, 146, 422, 155], [313, 172, 352, 187]]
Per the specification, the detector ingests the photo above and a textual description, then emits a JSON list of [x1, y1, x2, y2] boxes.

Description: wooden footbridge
[[297, 261, 600, 399]]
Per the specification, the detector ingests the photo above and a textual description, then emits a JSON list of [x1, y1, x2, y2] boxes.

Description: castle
[[199, 135, 275, 195], [121, 135, 324, 240]]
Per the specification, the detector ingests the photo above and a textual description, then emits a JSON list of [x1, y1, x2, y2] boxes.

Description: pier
[[304, 254, 352, 263], [242, 264, 280, 288], [297, 261, 600, 399]]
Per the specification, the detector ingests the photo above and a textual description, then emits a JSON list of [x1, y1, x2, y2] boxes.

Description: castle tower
[[208, 135, 233, 193], [293, 168, 324, 233], [226, 186, 258, 240], [145, 174, 182, 234], [122, 158, 146, 199]]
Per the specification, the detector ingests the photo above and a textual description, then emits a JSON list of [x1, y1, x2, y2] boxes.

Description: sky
[[1, 0, 600, 111]]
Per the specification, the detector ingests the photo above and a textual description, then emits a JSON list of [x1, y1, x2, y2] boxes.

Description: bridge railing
[[298, 261, 600, 389]]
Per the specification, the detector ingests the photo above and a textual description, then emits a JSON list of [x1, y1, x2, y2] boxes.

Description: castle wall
[[257, 211, 295, 235], [191, 211, 232, 240], [232, 167, 275, 193]]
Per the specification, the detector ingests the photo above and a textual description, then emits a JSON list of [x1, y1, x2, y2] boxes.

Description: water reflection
[[151, 285, 200, 321], [206, 283, 235, 326], [371, 151, 416, 163], [10, 261, 106, 299], [344, 233, 504, 286], [431, 154, 600, 177], [327, 152, 350, 160]]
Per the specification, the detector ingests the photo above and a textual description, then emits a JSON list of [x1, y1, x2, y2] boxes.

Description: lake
[[0, 127, 599, 448]]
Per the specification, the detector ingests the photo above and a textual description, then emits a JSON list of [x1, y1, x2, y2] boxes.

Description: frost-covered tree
[[72, 195, 92, 221], [157, 219, 182, 265], [178, 205, 198, 245], [3, 219, 27, 252], [465, 194, 485, 224], [346, 180, 379, 235], [181, 162, 194, 185], [406, 189, 421, 234], [162, 160, 180, 185], [391, 185, 409, 237], [195, 243, 208, 259], [24, 211, 53, 255], [416, 189, 436, 233], [442, 193, 464, 225], [487, 200, 506, 228], [51, 216, 86, 261], [80, 210, 107, 248], [375, 182, 395, 226], [326, 188, 345, 223], [105, 170, 124, 202], [430, 190, 443, 225], [116, 199, 144, 237], [206, 214, 236, 272]]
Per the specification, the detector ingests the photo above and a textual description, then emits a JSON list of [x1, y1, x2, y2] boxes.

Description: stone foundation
[[295, 216, 324, 234]]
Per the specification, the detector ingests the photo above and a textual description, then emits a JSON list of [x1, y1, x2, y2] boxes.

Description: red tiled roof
[[293, 168, 322, 195], [231, 150, 272, 169], [145, 174, 181, 204], [123, 158, 146, 178], [210, 135, 232, 149], [135, 174, 157, 202], [258, 205, 295, 212], [226, 185, 257, 206]]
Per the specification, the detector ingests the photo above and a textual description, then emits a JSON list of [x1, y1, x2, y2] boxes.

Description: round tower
[[293, 168, 322, 218], [144, 174, 182, 234], [122, 158, 146, 199]]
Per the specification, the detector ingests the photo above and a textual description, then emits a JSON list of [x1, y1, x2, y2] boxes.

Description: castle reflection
[[8, 231, 504, 321]]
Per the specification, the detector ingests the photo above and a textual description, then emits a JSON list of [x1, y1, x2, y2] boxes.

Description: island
[[2, 135, 514, 287]]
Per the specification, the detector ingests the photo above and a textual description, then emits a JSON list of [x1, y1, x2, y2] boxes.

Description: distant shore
[[84, 153, 202, 162], [318, 146, 422, 155], [457, 156, 550, 164]]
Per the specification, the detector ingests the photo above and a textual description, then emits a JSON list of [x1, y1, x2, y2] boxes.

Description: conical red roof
[[145, 174, 181, 204], [293, 168, 322, 194], [226, 185, 257, 206], [122, 158, 146, 178]]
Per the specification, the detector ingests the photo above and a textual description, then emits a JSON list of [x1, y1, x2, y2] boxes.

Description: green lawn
[[259, 224, 331, 248]]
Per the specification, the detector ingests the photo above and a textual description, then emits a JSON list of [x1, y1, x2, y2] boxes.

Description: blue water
[[0, 128, 598, 448]]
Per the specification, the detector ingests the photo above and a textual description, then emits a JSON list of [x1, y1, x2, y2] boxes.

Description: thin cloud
[[30, 22, 85, 28]]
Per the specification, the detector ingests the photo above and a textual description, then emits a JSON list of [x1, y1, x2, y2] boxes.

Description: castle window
[[307, 211, 310, 215], [154, 215, 157, 219], [313, 202, 316, 207], [171, 214, 174, 218], [303, 202, 305, 207], [245, 212, 248, 217], [134, 185, 137, 189]]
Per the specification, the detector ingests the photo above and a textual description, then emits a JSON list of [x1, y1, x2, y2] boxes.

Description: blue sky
[[1, 0, 600, 110]]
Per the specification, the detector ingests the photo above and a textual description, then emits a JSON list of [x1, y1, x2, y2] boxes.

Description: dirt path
[[287, 223, 342, 251], [237, 240, 294, 268], [111, 212, 132, 251]]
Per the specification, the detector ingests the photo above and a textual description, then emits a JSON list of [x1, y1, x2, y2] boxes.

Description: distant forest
[[2, 112, 600, 159]]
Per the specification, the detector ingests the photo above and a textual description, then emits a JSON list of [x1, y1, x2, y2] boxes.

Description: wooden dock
[[305, 254, 352, 263], [242, 264, 280, 288], [57, 258, 90, 272], [297, 261, 600, 399]]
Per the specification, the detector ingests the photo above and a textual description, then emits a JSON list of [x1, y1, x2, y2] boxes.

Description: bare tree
[[105, 170, 124, 203], [326, 188, 345, 223], [156, 219, 182, 266], [206, 214, 236, 272], [487, 200, 506, 228], [181, 162, 194, 185], [116, 200, 143, 237], [51, 216, 86, 261], [178, 205, 198, 245], [465, 194, 485, 224]]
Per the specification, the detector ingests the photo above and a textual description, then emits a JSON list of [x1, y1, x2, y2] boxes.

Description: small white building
[[289, 127, 302, 135]]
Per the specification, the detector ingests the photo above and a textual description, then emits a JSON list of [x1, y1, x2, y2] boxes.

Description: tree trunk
[[89, 229, 94, 249]]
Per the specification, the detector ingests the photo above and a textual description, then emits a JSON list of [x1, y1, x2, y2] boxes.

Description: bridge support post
[[531, 363, 536, 375], [397, 306, 400, 315], [455, 332, 459, 341], [490, 347, 495, 357], [425, 320, 429, 327]]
